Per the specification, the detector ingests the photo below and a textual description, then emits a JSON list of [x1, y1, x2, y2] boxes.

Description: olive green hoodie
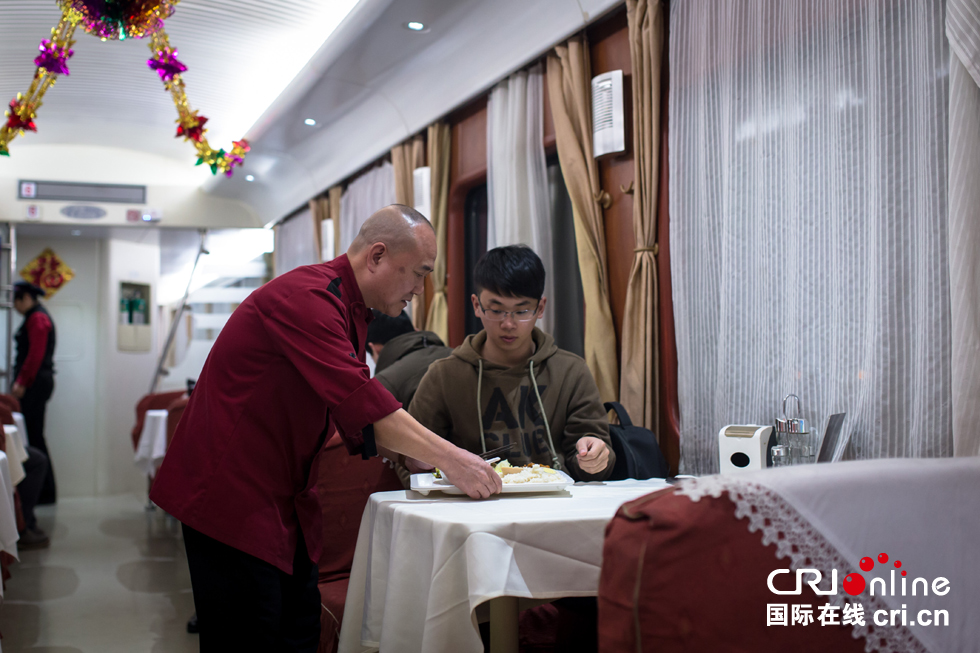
[[408, 328, 615, 481]]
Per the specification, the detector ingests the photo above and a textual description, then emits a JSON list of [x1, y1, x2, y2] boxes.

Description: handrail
[[149, 229, 208, 394]]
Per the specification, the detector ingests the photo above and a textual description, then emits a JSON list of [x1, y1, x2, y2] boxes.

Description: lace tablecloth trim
[[675, 476, 928, 653]]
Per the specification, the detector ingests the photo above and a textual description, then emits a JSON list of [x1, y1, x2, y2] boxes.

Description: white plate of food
[[411, 462, 574, 496]]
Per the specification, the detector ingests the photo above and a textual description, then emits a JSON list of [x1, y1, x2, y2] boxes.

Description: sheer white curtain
[[275, 207, 319, 276], [947, 0, 980, 457], [670, 0, 952, 474], [487, 63, 554, 331], [339, 161, 396, 254]]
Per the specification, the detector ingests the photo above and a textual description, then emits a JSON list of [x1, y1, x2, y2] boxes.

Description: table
[[133, 409, 169, 477], [11, 412, 27, 449], [0, 451, 19, 582], [2, 424, 27, 486], [338, 479, 669, 653]]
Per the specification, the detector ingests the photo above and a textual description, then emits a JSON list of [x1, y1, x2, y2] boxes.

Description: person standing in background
[[12, 280, 57, 505]]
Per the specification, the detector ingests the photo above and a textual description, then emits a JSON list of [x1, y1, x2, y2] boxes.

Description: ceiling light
[[245, 174, 255, 182], [304, 118, 316, 126], [406, 21, 425, 31]]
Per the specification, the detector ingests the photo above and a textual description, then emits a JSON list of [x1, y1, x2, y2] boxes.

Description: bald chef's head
[[348, 204, 436, 317]]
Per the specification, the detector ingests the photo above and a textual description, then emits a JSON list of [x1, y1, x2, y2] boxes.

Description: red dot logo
[[859, 556, 875, 572], [901, 571, 907, 577], [878, 553, 889, 564], [894, 560, 902, 568], [844, 573, 866, 596]]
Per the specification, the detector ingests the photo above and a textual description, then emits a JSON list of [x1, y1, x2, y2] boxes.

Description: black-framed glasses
[[477, 299, 540, 322]]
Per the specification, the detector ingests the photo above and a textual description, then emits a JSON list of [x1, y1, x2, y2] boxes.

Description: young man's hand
[[576, 436, 611, 474]]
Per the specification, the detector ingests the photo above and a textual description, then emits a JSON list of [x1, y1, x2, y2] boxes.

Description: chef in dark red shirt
[[151, 205, 500, 652]]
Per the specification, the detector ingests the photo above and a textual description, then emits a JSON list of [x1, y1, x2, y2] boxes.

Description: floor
[[0, 495, 199, 653]]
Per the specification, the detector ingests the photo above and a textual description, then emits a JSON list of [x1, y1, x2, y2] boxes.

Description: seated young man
[[366, 309, 452, 409], [408, 245, 615, 481]]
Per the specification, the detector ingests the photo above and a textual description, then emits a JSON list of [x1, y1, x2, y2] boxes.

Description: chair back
[[165, 395, 190, 449], [131, 391, 185, 450], [317, 430, 402, 583], [0, 395, 20, 414]]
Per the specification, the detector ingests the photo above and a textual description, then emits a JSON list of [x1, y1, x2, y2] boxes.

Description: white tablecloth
[[0, 451, 20, 575], [339, 479, 669, 653], [11, 413, 27, 449], [3, 424, 27, 486], [133, 409, 169, 477], [676, 457, 980, 653]]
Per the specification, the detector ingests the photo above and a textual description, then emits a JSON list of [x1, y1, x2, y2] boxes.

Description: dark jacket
[[375, 331, 452, 408], [15, 304, 56, 387]]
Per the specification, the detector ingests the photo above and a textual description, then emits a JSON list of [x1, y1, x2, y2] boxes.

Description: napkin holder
[[718, 425, 773, 473]]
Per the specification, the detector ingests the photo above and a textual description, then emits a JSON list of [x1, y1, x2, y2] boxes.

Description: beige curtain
[[328, 185, 342, 259], [619, 0, 664, 431], [426, 122, 451, 344], [392, 134, 427, 327], [547, 36, 620, 404], [308, 195, 329, 263], [392, 134, 426, 206]]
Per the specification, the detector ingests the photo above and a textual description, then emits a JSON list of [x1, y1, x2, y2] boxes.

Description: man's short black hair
[[474, 245, 545, 301], [367, 309, 415, 345]]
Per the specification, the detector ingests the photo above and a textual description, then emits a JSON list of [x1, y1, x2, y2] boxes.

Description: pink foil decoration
[[34, 39, 74, 75], [147, 48, 187, 81]]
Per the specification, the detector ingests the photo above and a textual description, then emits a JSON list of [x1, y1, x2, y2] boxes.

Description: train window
[[548, 160, 585, 357], [463, 183, 489, 337]]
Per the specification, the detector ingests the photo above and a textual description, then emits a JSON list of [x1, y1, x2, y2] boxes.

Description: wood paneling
[[447, 98, 489, 346], [589, 10, 635, 355], [656, 7, 680, 474]]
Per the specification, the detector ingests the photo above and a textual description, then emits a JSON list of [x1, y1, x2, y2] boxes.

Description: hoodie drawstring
[[529, 360, 562, 471], [475, 357, 562, 471]]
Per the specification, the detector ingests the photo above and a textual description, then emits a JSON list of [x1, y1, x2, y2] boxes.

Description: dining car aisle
[[0, 495, 198, 652]]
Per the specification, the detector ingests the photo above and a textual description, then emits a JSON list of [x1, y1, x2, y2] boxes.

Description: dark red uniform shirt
[[150, 255, 402, 573]]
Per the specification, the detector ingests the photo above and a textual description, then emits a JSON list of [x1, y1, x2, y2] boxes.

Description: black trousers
[[18, 445, 48, 531], [20, 373, 55, 504], [182, 524, 321, 653]]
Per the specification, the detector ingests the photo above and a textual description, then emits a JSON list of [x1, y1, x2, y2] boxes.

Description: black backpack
[[604, 402, 670, 480]]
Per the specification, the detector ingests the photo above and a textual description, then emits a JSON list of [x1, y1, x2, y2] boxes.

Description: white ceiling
[[0, 0, 361, 159], [1, 0, 623, 226]]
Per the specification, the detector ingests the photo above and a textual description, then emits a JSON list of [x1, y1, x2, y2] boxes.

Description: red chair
[[0, 394, 20, 414], [0, 405, 14, 427], [131, 391, 185, 451], [315, 431, 403, 653], [598, 487, 867, 653], [165, 395, 190, 450]]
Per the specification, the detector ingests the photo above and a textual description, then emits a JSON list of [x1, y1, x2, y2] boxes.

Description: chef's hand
[[11, 383, 24, 399], [404, 457, 434, 474], [576, 437, 610, 475], [441, 448, 502, 499]]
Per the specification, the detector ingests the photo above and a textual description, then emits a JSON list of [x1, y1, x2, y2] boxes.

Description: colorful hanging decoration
[[0, 0, 249, 177], [20, 248, 75, 299], [62, 0, 177, 41]]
